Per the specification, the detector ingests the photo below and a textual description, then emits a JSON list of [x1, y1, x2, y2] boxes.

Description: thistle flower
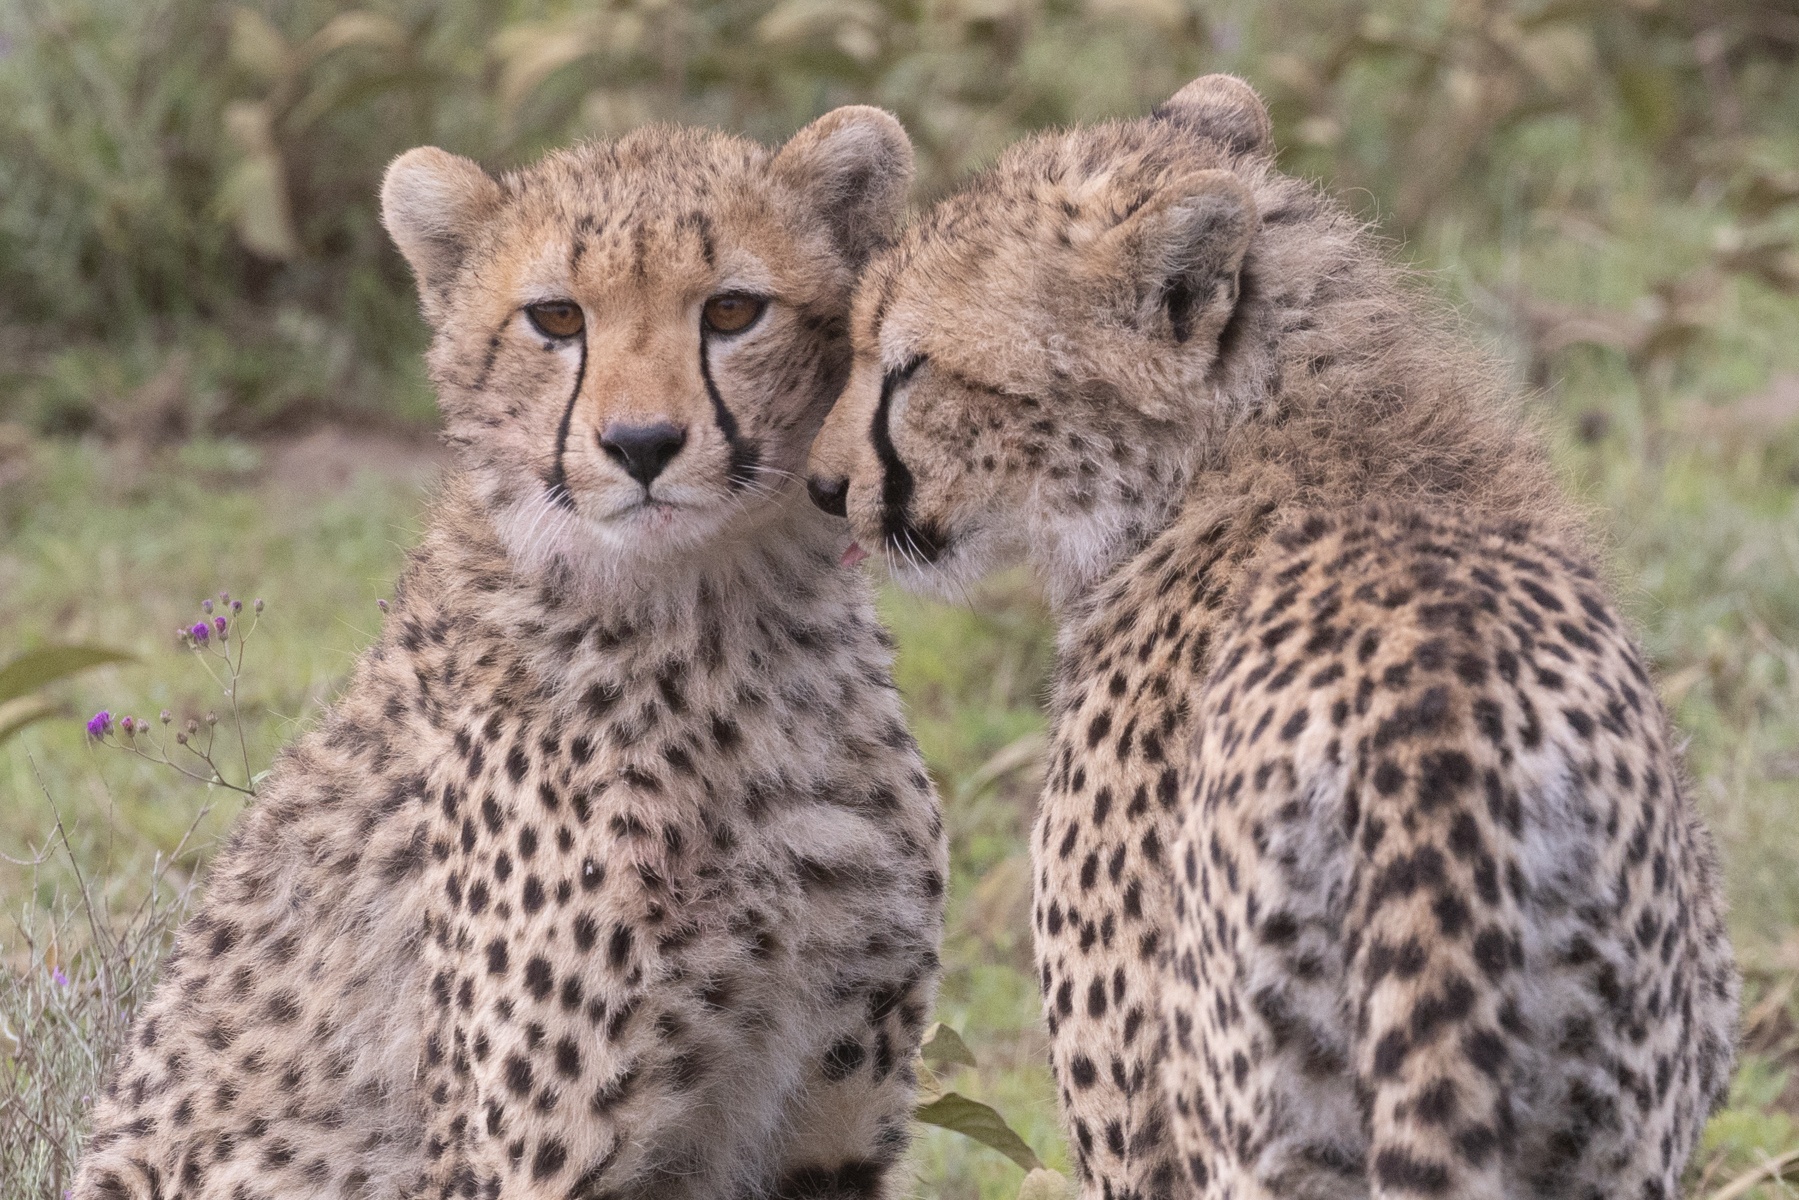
[[51, 965, 69, 987], [201, 599, 213, 614], [214, 615, 229, 639], [160, 709, 172, 725], [190, 622, 210, 644], [254, 598, 264, 613], [119, 716, 136, 736], [85, 710, 112, 739], [231, 599, 243, 614]]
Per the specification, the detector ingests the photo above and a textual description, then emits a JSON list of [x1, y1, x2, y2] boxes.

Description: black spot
[[822, 1037, 866, 1081], [1373, 1148, 1452, 1194], [524, 957, 554, 1001]]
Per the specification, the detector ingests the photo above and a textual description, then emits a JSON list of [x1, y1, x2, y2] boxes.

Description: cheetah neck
[[383, 474, 861, 696], [1059, 203, 1584, 633]]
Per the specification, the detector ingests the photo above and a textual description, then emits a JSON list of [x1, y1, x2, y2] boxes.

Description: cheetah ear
[[381, 147, 504, 318], [1154, 74, 1273, 158], [1106, 169, 1258, 348], [773, 106, 914, 271]]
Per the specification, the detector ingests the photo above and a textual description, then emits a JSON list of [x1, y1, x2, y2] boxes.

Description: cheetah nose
[[600, 421, 687, 487], [806, 475, 849, 517]]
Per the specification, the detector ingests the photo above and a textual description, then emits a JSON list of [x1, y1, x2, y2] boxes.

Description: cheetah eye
[[701, 294, 767, 335], [526, 301, 584, 339]]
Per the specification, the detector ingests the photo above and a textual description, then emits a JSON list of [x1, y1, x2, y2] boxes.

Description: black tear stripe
[[544, 334, 591, 511], [698, 339, 762, 491], [471, 327, 506, 392], [870, 356, 945, 564]]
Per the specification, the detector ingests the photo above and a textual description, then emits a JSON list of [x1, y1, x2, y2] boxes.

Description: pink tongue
[[840, 542, 870, 568]]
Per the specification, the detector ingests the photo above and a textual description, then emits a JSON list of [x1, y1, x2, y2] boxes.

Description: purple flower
[[190, 622, 210, 644], [214, 616, 228, 639], [201, 599, 213, 614], [51, 965, 69, 987], [85, 710, 112, 738]]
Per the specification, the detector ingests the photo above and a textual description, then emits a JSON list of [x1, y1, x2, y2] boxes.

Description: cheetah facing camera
[[808, 76, 1737, 1200], [74, 112, 945, 1200]]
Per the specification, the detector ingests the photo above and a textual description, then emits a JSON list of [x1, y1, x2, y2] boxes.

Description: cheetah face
[[381, 112, 911, 579], [807, 76, 1268, 606]]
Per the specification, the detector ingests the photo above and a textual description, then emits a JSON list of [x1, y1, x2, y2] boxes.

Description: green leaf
[[0, 645, 136, 707], [921, 1022, 980, 1070], [0, 695, 57, 746], [915, 1092, 1043, 1172]]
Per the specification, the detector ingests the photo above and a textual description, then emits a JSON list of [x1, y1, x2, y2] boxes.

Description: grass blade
[[0, 646, 135, 707]]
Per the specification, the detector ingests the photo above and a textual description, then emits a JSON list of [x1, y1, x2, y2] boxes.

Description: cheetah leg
[[1162, 613, 1530, 1200], [1161, 736, 1364, 1200], [1342, 717, 1528, 1200]]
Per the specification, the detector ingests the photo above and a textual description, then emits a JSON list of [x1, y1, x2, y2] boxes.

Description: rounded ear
[[1103, 169, 1258, 345], [1154, 74, 1273, 158], [380, 147, 503, 314], [773, 106, 914, 270]]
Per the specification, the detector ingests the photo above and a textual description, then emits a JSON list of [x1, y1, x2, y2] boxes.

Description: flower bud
[[184, 718, 199, 735], [190, 622, 210, 645], [205, 711, 218, 726], [376, 598, 389, 613], [231, 599, 242, 614], [201, 599, 213, 614], [120, 716, 136, 736], [214, 616, 228, 639], [254, 598, 265, 614], [160, 709, 172, 725], [176, 731, 189, 746]]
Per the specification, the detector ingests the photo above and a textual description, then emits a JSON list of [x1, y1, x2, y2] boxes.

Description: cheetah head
[[382, 111, 911, 580], [806, 76, 1270, 606]]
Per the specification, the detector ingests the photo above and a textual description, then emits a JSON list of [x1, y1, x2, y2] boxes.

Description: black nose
[[600, 421, 687, 486], [807, 476, 849, 517]]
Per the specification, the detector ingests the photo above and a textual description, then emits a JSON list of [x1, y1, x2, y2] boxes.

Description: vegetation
[[2, 0, 1798, 1195]]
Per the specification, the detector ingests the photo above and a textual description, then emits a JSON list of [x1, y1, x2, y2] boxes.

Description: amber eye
[[525, 301, 584, 339], [702, 294, 767, 335]]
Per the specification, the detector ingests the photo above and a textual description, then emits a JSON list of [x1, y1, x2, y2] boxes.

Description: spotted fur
[[808, 75, 1736, 1200], [73, 113, 944, 1200]]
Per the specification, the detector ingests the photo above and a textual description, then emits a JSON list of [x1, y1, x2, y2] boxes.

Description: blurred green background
[[3, 0, 1799, 1195]]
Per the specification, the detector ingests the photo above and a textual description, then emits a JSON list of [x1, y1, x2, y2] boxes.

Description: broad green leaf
[[0, 695, 57, 745], [915, 1092, 1043, 1171], [229, 7, 294, 81], [0, 645, 136, 707], [1017, 1168, 1078, 1200], [220, 102, 300, 261], [921, 1022, 979, 1070], [304, 12, 408, 63]]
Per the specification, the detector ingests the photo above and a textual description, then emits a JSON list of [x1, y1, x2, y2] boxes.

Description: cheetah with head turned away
[[73, 111, 945, 1200], [807, 75, 1737, 1200]]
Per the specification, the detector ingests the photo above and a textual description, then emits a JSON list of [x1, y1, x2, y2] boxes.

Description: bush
[[1, 0, 1794, 434]]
